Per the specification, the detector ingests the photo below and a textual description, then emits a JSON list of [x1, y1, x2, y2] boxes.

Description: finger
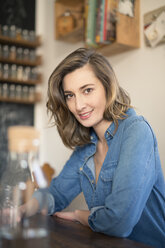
[[55, 211, 76, 221]]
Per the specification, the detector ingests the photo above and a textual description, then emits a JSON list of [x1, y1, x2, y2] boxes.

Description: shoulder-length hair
[[47, 48, 132, 149]]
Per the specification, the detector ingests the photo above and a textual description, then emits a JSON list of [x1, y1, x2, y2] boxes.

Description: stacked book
[[85, 0, 117, 47]]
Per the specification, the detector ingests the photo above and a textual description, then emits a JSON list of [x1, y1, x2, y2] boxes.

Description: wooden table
[[0, 214, 153, 248]]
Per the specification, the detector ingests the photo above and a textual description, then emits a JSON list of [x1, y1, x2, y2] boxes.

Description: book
[[103, 0, 108, 42], [105, 0, 117, 43], [95, 0, 102, 43], [100, 0, 105, 43], [85, 0, 98, 47]]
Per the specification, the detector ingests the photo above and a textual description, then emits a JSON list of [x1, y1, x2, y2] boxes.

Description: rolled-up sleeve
[[32, 189, 55, 215], [88, 119, 156, 237]]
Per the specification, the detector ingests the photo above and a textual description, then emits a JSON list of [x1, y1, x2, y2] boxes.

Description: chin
[[79, 121, 93, 128]]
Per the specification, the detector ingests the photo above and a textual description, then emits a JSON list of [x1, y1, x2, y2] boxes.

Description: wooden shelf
[[0, 74, 42, 85], [95, 41, 138, 56], [55, 0, 140, 56], [0, 93, 41, 104], [92, 0, 140, 56], [0, 35, 42, 48], [0, 55, 42, 67], [0, 33, 42, 105]]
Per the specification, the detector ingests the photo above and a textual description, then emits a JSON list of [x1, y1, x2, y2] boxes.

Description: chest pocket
[[99, 162, 117, 197]]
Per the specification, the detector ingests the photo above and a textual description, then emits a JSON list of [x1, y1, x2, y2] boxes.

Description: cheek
[[96, 97, 107, 114], [66, 101, 75, 114]]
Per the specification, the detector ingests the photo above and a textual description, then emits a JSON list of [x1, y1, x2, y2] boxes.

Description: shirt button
[[90, 136, 93, 140], [80, 167, 83, 171]]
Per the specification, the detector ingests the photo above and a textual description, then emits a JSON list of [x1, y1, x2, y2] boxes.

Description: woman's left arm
[[54, 210, 90, 226]]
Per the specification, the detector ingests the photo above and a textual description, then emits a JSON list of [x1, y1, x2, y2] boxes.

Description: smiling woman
[[22, 48, 165, 248], [47, 48, 131, 149]]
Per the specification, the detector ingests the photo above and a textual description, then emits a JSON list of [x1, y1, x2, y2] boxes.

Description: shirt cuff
[[32, 189, 55, 215], [88, 206, 104, 231]]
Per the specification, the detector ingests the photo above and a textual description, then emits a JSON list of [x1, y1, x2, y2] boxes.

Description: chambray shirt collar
[[90, 122, 115, 144], [90, 108, 137, 143]]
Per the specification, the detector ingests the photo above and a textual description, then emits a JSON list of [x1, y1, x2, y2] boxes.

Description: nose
[[75, 95, 86, 112]]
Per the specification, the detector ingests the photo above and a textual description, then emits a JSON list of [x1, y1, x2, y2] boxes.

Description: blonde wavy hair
[[47, 48, 132, 149]]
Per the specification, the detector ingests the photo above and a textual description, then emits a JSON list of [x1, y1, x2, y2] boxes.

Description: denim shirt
[[33, 109, 165, 248]]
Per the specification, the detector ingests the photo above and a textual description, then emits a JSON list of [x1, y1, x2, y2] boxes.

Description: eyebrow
[[64, 84, 95, 93]]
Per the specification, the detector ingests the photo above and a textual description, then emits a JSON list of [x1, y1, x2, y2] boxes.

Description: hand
[[54, 210, 90, 226], [20, 197, 39, 218]]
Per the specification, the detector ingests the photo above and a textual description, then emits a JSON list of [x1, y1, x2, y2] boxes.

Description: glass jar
[[29, 31, 36, 42], [10, 46, 16, 60], [9, 84, 16, 99], [2, 25, 9, 37], [16, 28, 22, 40], [3, 64, 10, 79], [15, 85, 22, 99], [9, 25, 16, 38], [2, 83, 9, 98], [16, 47, 23, 60], [10, 64, 17, 79], [0, 83, 2, 96], [2, 45, 9, 59], [29, 86, 35, 101], [23, 49, 30, 61], [23, 67, 31, 81], [17, 66, 23, 80], [0, 63, 2, 78], [22, 30, 29, 41], [22, 86, 29, 99], [29, 50, 36, 61], [0, 45, 2, 58], [0, 126, 48, 239]]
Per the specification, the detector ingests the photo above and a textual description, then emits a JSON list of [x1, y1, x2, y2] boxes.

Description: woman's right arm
[[22, 149, 82, 217]]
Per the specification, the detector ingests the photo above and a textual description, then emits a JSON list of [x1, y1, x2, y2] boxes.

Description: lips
[[79, 110, 93, 120]]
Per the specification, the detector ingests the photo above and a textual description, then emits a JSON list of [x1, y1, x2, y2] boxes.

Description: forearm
[[55, 210, 90, 226]]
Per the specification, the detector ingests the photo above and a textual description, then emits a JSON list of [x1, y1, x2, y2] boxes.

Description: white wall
[[35, 0, 165, 210]]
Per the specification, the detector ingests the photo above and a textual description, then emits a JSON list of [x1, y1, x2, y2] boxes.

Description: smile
[[79, 110, 93, 120]]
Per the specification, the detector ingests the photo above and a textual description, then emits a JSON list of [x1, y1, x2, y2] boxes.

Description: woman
[[25, 48, 165, 247]]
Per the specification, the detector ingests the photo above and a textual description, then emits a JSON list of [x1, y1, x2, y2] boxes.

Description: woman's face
[[63, 64, 108, 131]]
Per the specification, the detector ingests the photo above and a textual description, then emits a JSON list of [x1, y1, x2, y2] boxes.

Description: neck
[[93, 120, 112, 143]]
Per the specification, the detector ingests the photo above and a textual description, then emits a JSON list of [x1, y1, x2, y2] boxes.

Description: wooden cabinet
[[55, 0, 84, 42], [0, 34, 42, 104], [54, 0, 140, 56]]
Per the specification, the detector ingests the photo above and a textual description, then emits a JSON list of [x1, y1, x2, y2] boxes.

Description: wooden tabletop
[[0, 214, 153, 248]]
